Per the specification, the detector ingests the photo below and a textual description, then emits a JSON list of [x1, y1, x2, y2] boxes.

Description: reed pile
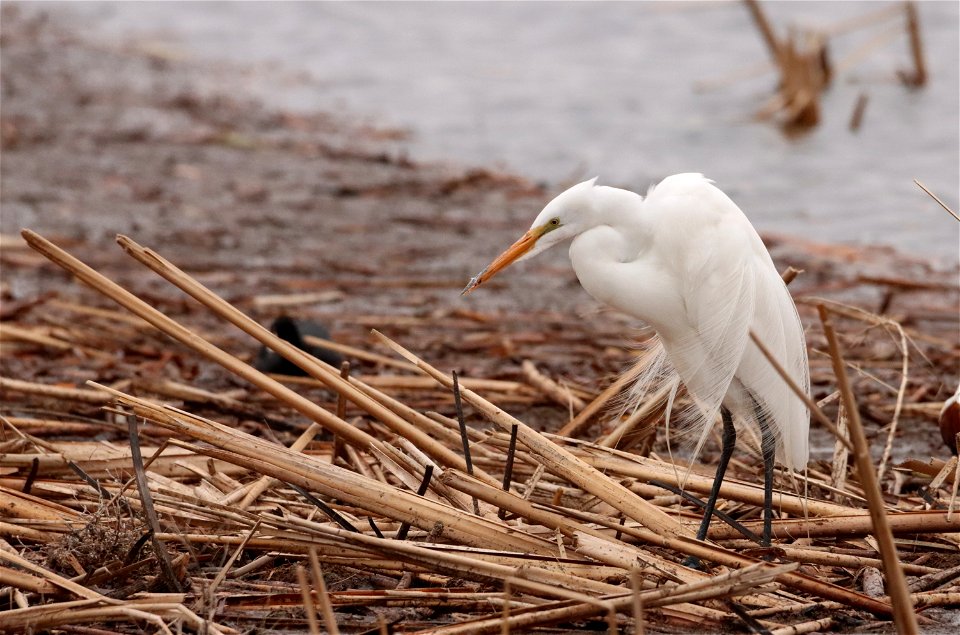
[[0, 223, 958, 635], [739, 0, 928, 132]]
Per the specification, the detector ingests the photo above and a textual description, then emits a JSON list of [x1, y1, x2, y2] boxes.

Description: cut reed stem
[[817, 304, 918, 633]]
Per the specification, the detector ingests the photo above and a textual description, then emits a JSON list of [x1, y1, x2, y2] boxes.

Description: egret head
[[461, 178, 598, 295]]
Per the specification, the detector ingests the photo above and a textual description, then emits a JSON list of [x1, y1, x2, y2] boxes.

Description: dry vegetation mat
[[1, 224, 958, 634]]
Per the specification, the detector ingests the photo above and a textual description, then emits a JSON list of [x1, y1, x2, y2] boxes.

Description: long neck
[[578, 186, 650, 259], [592, 186, 644, 223], [567, 188, 682, 333]]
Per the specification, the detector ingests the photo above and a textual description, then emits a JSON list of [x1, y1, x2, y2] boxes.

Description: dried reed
[[0, 229, 956, 633]]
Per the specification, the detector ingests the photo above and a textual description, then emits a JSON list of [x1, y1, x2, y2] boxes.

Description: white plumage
[[568, 174, 808, 471], [463, 173, 810, 545]]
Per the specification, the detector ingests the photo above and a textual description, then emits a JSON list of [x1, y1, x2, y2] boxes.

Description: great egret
[[462, 174, 810, 547]]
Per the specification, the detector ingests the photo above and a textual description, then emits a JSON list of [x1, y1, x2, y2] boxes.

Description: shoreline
[[2, 4, 956, 269], [27, 0, 960, 264]]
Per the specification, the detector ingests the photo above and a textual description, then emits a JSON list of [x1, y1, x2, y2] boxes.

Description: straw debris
[[0, 228, 957, 633]]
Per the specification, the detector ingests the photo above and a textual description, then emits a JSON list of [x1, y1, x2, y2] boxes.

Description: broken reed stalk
[[333, 360, 349, 463], [0, 377, 111, 405], [207, 519, 261, 598], [914, 179, 960, 222], [452, 372, 474, 477], [308, 548, 340, 635], [18, 230, 387, 459], [426, 562, 796, 635], [452, 371, 481, 516], [498, 423, 519, 520], [631, 569, 645, 635], [371, 332, 896, 616], [749, 330, 854, 452], [295, 565, 322, 635], [113, 233, 498, 485], [94, 384, 559, 556], [370, 330, 690, 539], [707, 509, 960, 541], [901, 1, 927, 87], [235, 422, 322, 510], [817, 304, 918, 634], [125, 415, 182, 593], [501, 580, 511, 635]]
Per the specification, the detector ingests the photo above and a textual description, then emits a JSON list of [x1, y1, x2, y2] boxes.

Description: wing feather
[[634, 174, 809, 471], [583, 174, 809, 471], [668, 236, 756, 462]]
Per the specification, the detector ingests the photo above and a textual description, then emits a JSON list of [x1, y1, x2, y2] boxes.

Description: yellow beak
[[461, 228, 542, 295]]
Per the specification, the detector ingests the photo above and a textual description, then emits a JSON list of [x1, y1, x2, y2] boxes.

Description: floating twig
[[900, 1, 928, 87], [849, 92, 868, 132]]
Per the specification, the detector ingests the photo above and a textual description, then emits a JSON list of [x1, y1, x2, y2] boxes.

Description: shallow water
[[37, 1, 960, 262]]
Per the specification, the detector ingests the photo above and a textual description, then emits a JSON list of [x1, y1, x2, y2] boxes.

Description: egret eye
[[549, 218, 560, 227]]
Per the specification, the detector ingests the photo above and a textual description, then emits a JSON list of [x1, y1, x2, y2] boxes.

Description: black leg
[[685, 408, 737, 569], [760, 415, 777, 548], [696, 407, 737, 541]]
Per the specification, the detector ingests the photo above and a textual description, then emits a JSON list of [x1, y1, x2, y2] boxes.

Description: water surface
[[41, 1, 960, 262]]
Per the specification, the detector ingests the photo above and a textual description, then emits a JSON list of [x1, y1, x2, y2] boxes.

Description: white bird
[[462, 174, 809, 547]]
